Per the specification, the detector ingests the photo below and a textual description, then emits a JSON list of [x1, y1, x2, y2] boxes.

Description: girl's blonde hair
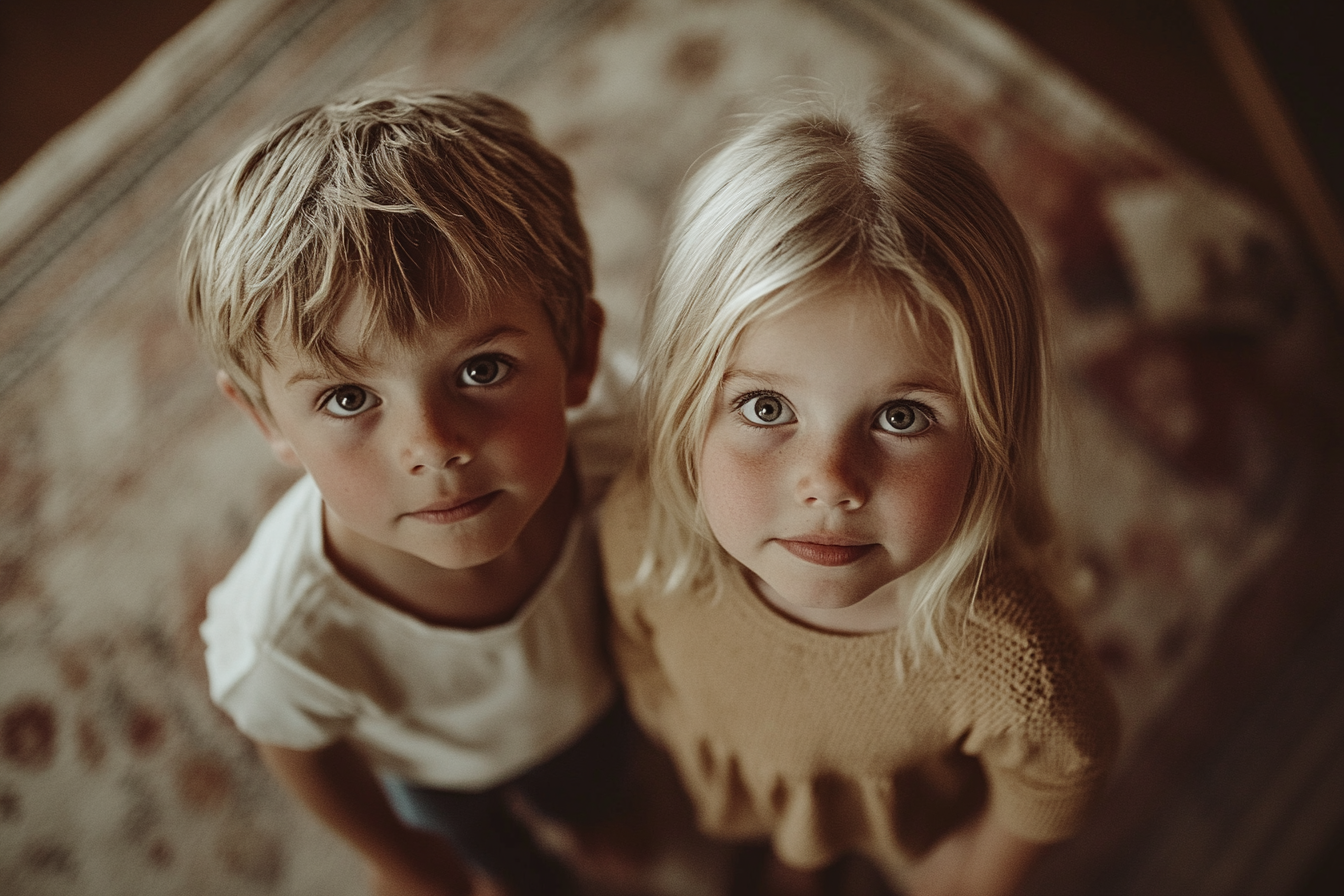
[[180, 89, 593, 412], [637, 101, 1055, 656]]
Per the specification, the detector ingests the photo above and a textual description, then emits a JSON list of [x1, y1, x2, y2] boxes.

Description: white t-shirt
[[201, 476, 615, 790]]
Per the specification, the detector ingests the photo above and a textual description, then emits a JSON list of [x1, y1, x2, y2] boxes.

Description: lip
[[775, 537, 876, 567], [404, 491, 499, 524]]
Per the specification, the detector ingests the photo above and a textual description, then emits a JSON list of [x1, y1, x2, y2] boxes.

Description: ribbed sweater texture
[[599, 469, 1119, 878]]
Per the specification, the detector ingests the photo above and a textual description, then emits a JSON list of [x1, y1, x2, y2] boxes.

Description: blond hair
[[180, 89, 593, 410], [637, 101, 1055, 656]]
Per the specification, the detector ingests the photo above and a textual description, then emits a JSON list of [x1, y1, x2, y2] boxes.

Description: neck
[[752, 574, 909, 634], [325, 460, 580, 629]]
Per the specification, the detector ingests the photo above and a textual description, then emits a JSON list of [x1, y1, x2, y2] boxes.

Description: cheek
[[494, 387, 571, 473], [698, 433, 775, 546], [303, 445, 387, 515], [888, 447, 975, 549]]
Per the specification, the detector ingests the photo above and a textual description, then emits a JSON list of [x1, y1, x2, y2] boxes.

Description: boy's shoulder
[[203, 475, 335, 646]]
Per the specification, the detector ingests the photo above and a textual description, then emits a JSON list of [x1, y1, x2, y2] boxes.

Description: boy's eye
[[458, 355, 512, 387], [876, 402, 933, 435], [323, 385, 377, 417], [737, 393, 796, 427]]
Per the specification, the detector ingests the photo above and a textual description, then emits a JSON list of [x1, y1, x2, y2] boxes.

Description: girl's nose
[[794, 433, 868, 509], [403, 398, 472, 473]]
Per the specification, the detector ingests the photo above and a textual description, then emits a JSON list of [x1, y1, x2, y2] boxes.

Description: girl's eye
[[876, 402, 933, 435], [737, 393, 796, 427], [323, 385, 377, 418], [458, 355, 511, 387]]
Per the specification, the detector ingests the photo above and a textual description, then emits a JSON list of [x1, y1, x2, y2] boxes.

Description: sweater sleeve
[[959, 573, 1121, 843], [596, 469, 682, 745]]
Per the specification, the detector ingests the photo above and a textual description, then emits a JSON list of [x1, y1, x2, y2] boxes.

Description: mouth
[[775, 537, 877, 567], [404, 491, 499, 524]]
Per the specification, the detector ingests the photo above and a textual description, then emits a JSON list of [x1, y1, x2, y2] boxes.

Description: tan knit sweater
[[599, 469, 1119, 878]]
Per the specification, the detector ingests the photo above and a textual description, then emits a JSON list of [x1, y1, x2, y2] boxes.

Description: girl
[[598, 103, 1120, 896]]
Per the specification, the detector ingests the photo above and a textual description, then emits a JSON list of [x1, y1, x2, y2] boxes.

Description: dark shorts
[[382, 700, 633, 896]]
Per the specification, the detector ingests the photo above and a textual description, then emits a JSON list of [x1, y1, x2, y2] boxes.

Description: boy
[[181, 90, 624, 896]]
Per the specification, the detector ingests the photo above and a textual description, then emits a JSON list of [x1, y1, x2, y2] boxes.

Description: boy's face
[[231, 288, 600, 582]]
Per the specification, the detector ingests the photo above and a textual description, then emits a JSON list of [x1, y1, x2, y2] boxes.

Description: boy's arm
[[256, 740, 475, 896], [907, 810, 1045, 896]]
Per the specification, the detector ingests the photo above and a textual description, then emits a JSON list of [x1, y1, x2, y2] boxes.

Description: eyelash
[[318, 384, 377, 418], [733, 391, 793, 427], [458, 354, 514, 387], [875, 400, 937, 435], [730, 391, 939, 434], [314, 352, 516, 420]]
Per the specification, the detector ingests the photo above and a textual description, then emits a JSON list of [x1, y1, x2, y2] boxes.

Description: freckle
[[127, 706, 165, 755], [177, 754, 232, 811], [2, 699, 58, 769]]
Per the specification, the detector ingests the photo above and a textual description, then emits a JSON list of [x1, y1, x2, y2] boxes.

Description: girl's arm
[[256, 740, 476, 896], [908, 810, 1045, 896]]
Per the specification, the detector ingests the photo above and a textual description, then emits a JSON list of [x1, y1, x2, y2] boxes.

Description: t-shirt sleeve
[[198, 477, 361, 752], [201, 576, 359, 751], [207, 638, 358, 750], [959, 574, 1121, 843]]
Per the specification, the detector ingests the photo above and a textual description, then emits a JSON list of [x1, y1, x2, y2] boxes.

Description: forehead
[[266, 283, 554, 376], [730, 282, 957, 386]]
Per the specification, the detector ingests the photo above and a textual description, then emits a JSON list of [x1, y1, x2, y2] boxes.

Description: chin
[[412, 536, 512, 571], [777, 571, 900, 611], [773, 585, 870, 612]]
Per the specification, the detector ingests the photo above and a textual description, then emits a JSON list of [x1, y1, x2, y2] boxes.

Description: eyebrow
[[720, 367, 959, 396], [284, 364, 345, 388], [282, 323, 531, 388]]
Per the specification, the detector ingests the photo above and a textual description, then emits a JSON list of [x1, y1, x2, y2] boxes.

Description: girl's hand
[[368, 828, 478, 896]]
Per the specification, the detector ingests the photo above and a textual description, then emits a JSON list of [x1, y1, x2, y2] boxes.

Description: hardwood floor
[[0, 0, 1283, 204], [0, 0, 213, 183]]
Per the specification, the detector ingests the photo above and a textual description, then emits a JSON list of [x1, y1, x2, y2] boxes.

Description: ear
[[564, 298, 605, 408], [217, 370, 304, 469]]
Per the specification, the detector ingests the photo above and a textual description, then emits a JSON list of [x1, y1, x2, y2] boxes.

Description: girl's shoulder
[[953, 566, 1103, 693], [954, 565, 1121, 764], [596, 466, 648, 560], [964, 566, 1067, 636], [596, 465, 666, 605]]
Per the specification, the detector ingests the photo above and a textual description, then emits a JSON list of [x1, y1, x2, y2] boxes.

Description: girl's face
[[698, 283, 975, 632]]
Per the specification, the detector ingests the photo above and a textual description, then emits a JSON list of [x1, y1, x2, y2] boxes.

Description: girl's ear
[[565, 298, 606, 408], [216, 371, 304, 469]]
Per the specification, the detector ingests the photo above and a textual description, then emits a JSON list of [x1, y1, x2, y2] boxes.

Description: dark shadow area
[[0, 0, 212, 183]]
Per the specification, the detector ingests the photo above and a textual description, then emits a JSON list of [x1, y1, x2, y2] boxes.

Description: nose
[[402, 396, 472, 473], [794, 430, 868, 509]]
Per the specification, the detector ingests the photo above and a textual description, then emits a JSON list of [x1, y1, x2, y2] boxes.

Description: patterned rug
[[2, 0, 1340, 894]]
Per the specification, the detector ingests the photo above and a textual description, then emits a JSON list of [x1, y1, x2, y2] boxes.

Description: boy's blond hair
[[637, 100, 1055, 657], [180, 89, 594, 410]]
